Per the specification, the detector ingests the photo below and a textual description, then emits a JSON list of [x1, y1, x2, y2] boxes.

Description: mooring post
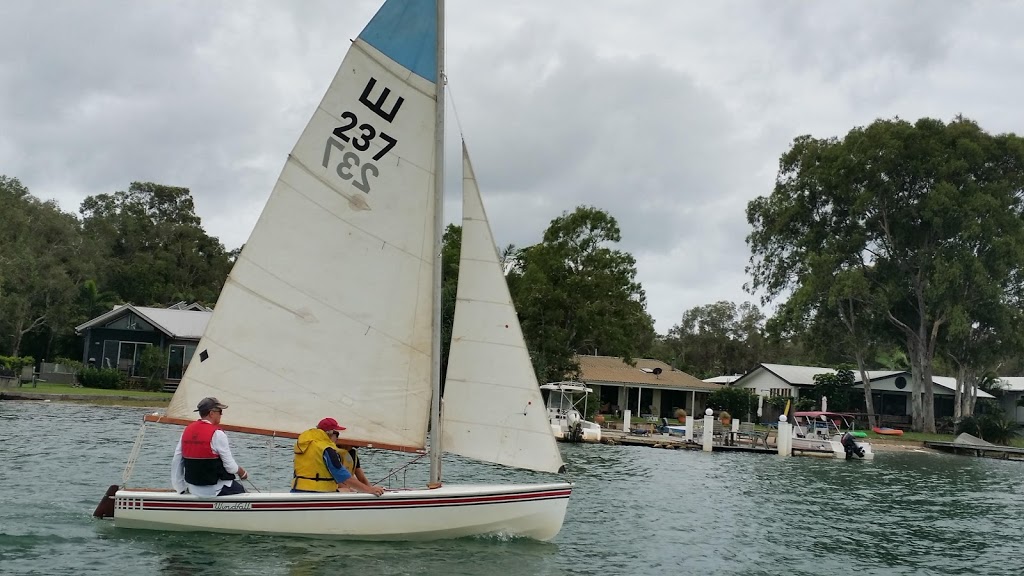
[[684, 415, 694, 442], [777, 414, 791, 457], [702, 408, 713, 452]]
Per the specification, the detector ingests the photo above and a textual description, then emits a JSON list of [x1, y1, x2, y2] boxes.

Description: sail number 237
[[322, 136, 378, 194], [320, 77, 405, 194]]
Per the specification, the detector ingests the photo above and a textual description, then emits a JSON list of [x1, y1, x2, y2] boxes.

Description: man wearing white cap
[[171, 397, 249, 497]]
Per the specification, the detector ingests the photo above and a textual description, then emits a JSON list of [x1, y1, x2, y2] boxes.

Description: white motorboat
[[95, 0, 572, 541], [790, 411, 874, 460], [540, 382, 602, 443]]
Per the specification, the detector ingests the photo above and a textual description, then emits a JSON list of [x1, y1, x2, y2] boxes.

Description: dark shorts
[[217, 480, 246, 496]]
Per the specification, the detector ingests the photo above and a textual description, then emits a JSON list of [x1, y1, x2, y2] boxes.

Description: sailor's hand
[[237, 467, 248, 480], [368, 486, 384, 497]]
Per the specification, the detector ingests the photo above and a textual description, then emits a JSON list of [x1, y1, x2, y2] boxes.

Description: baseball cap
[[195, 397, 228, 412], [317, 417, 346, 432]]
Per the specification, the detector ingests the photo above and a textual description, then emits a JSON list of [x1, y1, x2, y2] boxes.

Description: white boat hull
[[791, 437, 874, 460], [112, 483, 572, 541]]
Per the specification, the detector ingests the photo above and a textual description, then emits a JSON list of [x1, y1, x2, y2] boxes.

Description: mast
[[428, 0, 445, 486]]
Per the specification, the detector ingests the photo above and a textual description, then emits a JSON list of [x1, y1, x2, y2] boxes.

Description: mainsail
[[441, 142, 566, 474], [165, 0, 439, 452]]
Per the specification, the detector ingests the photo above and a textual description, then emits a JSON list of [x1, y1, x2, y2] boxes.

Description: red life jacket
[[181, 420, 234, 485]]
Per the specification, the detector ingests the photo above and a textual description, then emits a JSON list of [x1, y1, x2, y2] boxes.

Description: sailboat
[[98, 0, 573, 541]]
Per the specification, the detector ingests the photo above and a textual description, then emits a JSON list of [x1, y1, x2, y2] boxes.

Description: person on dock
[[171, 397, 248, 496], [291, 417, 384, 496]]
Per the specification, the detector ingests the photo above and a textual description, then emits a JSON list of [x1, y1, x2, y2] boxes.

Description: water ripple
[[2, 401, 1023, 575]]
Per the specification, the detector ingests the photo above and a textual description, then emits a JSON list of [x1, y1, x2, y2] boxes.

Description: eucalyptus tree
[[942, 298, 1024, 418], [747, 117, 1024, 433], [508, 206, 655, 383]]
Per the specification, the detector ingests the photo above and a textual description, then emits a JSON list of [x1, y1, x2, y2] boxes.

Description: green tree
[[508, 206, 655, 383], [440, 224, 461, 385], [662, 300, 765, 378], [0, 176, 92, 357], [706, 387, 758, 422], [747, 116, 1024, 433], [809, 369, 858, 412], [80, 182, 235, 306]]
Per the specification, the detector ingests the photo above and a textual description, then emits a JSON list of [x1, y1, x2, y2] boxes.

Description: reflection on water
[[1, 401, 1022, 575]]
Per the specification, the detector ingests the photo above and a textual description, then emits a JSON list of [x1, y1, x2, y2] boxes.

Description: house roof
[[703, 374, 742, 384], [930, 375, 995, 399], [1000, 377, 1024, 392], [577, 355, 720, 391], [751, 364, 838, 386], [75, 304, 212, 340], [734, 363, 994, 398]]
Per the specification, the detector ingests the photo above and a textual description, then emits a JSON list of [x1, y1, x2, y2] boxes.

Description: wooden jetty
[[924, 441, 1024, 461], [600, 430, 777, 455]]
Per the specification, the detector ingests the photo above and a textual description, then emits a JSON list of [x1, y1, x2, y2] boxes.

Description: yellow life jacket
[[291, 428, 338, 492], [333, 447, 355, 475]]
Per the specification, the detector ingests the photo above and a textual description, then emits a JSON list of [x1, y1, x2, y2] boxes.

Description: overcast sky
[[2, 1, 1022, 333]]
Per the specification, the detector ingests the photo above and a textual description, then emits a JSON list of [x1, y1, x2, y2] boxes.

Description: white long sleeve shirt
[[170, 421, 240, 497]]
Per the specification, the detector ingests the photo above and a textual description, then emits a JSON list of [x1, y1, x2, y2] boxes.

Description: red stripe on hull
[[133, 489, 572, 512]]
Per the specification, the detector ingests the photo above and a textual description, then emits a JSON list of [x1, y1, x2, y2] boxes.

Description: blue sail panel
[[358, 0, 437, 83]]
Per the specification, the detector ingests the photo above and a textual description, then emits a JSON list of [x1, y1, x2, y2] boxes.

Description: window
[[117, 342, 151, 377], [769, 388, 792, 398], [105, 313, 153, 331], [101, 340, 119, 369]]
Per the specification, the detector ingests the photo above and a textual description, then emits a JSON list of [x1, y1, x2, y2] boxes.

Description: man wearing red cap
[[291, 418, 384, 496]]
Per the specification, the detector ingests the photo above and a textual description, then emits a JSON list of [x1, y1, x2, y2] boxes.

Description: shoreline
[[0, 390, 170, 408], [0, 393, 960, 454]]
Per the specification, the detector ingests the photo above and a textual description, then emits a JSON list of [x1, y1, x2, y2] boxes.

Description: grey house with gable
[[75, 302, 211, 385]]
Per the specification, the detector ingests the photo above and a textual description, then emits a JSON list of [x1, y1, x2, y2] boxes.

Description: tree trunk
[[854, 352, 877, 429], [967, 373, 978, 416], [908, 336, 924, 432], [922, 357, 937, 434], [11, 317, 23, 357], [953, 364, 965, 421]]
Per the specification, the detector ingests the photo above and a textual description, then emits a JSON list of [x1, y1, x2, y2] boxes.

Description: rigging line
[[122, 419, 148, 485], [374, 452, 428, 487], [447, 80, 465, 139], [244, 478, 262, 494]]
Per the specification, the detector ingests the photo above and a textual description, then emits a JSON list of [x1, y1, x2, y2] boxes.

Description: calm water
[[1, 401, 1022, 575]]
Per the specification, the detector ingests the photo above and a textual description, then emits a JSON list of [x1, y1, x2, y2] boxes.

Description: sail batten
[[441, 142, 566, 474]]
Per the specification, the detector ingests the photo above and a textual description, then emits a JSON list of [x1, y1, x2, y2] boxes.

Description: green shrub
[[77, 368, 127, 390], [137, 346, 167, 392], [53, 357, 85, 373], [0, 355, 35, 371], [955, 416, 981, 437], [979, 414, 1019, 445]]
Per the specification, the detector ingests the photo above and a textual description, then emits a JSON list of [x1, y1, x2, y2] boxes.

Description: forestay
[[166, 1, 439, 452], [441, 143, 566, 474]]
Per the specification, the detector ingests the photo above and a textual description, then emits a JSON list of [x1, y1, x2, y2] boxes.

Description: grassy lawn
[[7, 383, 172, 400]]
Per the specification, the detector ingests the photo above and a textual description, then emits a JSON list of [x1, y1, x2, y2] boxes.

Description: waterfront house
[[75, 302, 211, 387], [577, 355, 720, 419], [730, 363, 995, 426], [998, 377, 1024, 423]]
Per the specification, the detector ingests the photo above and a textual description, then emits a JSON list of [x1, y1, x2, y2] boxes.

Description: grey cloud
[[2, 0, 1022, 335]]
